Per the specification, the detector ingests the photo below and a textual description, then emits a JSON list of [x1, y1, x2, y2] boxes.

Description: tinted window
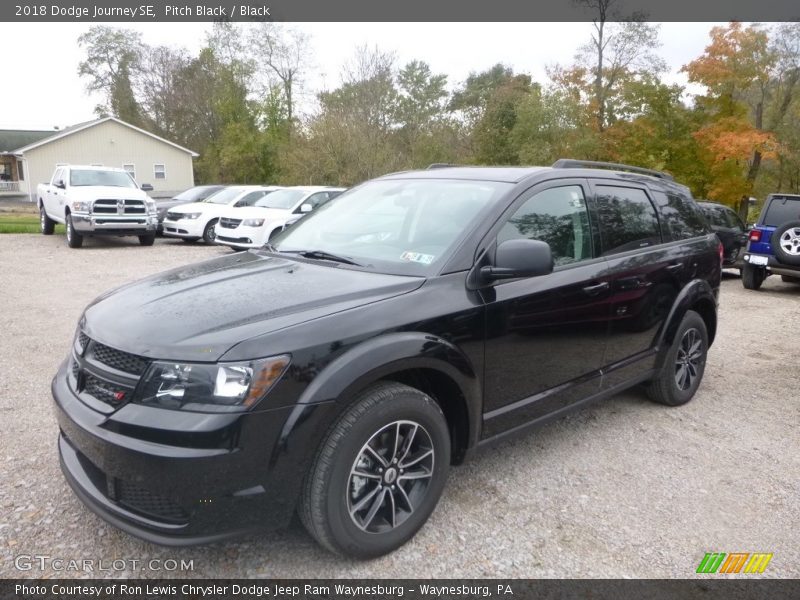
[[499, 185, 593, 266], [237, 191, 269, 207], [654, 193, 708, 240], [700, 205, 729, 228], [596, 186, 661, 254], [762, 197, 800, 227]]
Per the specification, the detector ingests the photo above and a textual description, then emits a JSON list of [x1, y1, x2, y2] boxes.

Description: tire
[[770, 221, 800, 266], [781, 275, 800, 284], [299, 382, 450, 559], [65, 213, 83, 248], [742, 263, 765, 290], [647, 310, 708, 407], [40, 205, 55, 235], [203, 219, 218, 244], [138, 234, 156, 246]]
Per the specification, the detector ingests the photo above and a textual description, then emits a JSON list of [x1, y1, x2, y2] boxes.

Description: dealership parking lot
[[0, 232, 798, 578]]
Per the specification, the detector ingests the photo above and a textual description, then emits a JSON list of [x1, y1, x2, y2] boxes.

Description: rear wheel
[[65, 214, 83, 248], [40, 206, 55, 235], [299, 382, 450, 558], [203, 219, 218, 244], [138, 234, 156, 246], [647, 310, 708, 407], [742, 263, 766, 290]]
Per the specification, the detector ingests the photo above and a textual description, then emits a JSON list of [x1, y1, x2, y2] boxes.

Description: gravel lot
[[1, 232, 798, 579]]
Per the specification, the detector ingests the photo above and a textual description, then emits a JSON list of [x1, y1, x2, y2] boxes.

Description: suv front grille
[[219, 218, 242, 229], [92, 199, 147, 215], [83, 372, 131, 405], [115, 479, 189, 523], [90, 342, 148, 375]]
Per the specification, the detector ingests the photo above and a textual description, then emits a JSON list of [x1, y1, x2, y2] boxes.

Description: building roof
[[0, 129, 56, 153], [4, 117, 199, 157]]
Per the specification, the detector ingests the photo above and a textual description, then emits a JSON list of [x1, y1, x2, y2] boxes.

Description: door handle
[[582, 281, 609, 296], [666, 263, 684, 273]]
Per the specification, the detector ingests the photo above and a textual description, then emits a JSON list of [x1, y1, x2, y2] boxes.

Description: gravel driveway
[[1, 233, 797, 579]]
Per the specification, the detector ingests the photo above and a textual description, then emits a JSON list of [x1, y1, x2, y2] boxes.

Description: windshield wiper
[[280, 249, 363, 266]]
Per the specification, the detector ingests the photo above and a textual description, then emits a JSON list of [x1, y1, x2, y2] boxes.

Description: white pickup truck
[[37, 165, 158, 248]]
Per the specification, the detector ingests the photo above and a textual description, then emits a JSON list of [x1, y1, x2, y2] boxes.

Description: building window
[[123, 163, 135, 181], [154, 164, 166, 180], [17, 160, 24, 181]]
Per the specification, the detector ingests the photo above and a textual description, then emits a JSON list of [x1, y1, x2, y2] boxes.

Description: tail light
[[718, 241, 724, 265], [749, 229, 762, 242]]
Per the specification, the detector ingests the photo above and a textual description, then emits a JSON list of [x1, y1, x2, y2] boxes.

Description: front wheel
[[203, 219, 218, 244], [138, 234, 156, 246], [65, 214, 83, 248], [40, 206, 55, 235], [742, 263, 766, 290], [647, 310, 708, 407], [299, 382, 450, 558]]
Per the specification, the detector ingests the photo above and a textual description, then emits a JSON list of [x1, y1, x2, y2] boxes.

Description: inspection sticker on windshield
[[401, 251, 435, 265]]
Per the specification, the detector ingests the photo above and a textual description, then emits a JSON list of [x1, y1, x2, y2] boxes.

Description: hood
[[82, 252, 424, 362], [220, 206, 290, 221], [70, 186, 148, 201], [169, 201, 228, 215]]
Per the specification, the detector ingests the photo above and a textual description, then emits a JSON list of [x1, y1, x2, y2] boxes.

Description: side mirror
[[140, 183, 154, 192], [55, 180, 66, 189], [300, 203, 312, 213], [481, 239, 554, 281]]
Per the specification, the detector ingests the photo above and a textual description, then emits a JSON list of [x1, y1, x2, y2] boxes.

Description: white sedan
[[162, 185, 282, 243], [214, 186, 345, 250]]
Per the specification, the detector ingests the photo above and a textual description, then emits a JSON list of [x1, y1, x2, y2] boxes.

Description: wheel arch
[[654, 278, 717, 370]]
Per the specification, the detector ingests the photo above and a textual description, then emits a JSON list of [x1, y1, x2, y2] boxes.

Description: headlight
[[71, 201, 90, 212], [135, 355, 290, 412], [242, 218, 265, 227], [146, 201, 157, 214], [182, 212, 202, 220]]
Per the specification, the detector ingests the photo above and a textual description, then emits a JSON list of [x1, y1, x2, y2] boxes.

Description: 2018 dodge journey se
[[52, 160, 721, 558]]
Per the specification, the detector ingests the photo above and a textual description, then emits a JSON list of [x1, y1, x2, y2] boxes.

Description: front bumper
[[71, 213, 157, 235], [162, 218, 205, 238], [215, 224, 270, 249], [51, 360, 301, 545]]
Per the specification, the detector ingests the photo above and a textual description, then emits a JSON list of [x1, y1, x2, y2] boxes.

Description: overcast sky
[[0, 22, 719, 131]]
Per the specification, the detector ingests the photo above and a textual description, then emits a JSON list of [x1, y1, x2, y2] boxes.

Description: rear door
[[589, 181, 682, 389]]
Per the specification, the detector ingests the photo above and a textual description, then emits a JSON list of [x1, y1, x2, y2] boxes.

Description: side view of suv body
[[742, 193, 800, 289], [697, 201, 747, 273], [52, 160, 720, 558]]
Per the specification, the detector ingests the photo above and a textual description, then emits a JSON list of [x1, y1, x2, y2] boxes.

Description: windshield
[[69, 169, 137, 188], [203, 187, 248, 205], [255, 189, 307, 209], [272, 179, 510, 274], [174, 186, 222, 202]]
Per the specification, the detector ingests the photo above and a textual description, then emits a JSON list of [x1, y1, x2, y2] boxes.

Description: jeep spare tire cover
[[771, 220, 800, 266]]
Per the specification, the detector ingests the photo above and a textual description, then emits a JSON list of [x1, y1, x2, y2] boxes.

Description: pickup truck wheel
[[742, 263, 765, 290], [203, 219, 218, 244], [299, 382, 450, 558], [65, 214, 83, 248], [138, 234, 156, 246], [40, 206, 55, 235], [647, 310, 708, 407], [771, 221, 800, 266]]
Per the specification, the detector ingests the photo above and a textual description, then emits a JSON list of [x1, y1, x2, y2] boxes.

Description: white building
[[0, 117, 198, 201]]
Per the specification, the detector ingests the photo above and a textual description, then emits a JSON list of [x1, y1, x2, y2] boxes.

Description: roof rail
[[551, 159, 674, 181], [427, 163, 460, 170]]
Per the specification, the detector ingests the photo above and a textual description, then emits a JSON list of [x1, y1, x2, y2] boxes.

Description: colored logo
[[696, 552, 773, 574]]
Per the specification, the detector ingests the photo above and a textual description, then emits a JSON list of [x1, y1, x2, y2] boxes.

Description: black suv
[[697, 201, 748, 273], [53, 160, 720, 558]]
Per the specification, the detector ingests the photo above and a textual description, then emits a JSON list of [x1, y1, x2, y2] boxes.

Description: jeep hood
[[82, 252, 424, 361]]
